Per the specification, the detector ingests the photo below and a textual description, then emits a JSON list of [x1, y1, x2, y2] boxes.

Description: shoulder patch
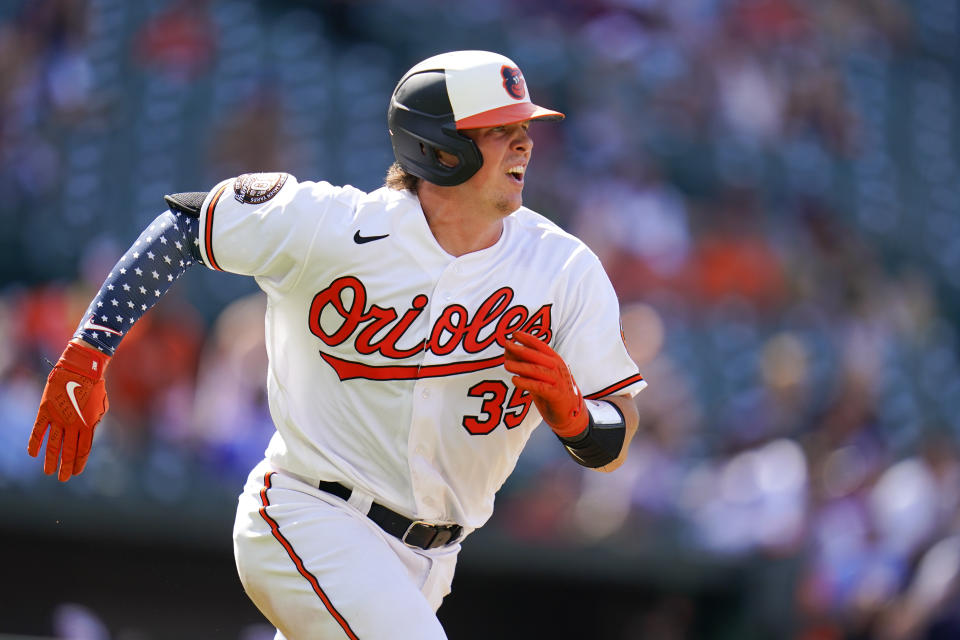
[[233, 172, 289, 204]]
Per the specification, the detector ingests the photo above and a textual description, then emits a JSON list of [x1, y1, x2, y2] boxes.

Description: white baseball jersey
[[198, 172, 646, 530]]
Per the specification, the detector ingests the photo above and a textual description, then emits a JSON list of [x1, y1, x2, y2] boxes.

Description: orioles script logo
[[308, 276, 552, 381]]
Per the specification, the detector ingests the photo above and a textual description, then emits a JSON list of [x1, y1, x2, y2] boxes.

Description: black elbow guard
[[557, 400, 626, 468], [163, 191, 208, 219]]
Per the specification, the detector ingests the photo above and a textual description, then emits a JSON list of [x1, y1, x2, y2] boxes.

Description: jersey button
[[421, 389, 430, 399]]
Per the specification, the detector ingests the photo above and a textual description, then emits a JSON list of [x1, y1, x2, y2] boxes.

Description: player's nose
[[511, 127, 532, 153]]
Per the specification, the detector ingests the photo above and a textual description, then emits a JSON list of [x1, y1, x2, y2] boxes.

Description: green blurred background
[[2, 0, 960, 638]]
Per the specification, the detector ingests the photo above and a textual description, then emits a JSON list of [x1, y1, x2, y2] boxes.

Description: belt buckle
[[402, 520, 437, 550], [403, 521, 463, 550], [436, 525, 463, 548]]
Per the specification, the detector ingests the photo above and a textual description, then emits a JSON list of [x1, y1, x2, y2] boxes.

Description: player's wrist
[[60, 340, 111, 379], [546, 398, 589, 439], [557, 399, 626, 468]]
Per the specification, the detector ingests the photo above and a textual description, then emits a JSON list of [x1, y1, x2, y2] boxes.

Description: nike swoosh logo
[[353, 230, 390, 244], [65, 381, 88, 426], [82, 314, 122, 336]]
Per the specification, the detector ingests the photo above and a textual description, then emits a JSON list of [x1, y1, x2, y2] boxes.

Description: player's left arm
[[504, 332, 639, 473], [589, 393, 638, 473]]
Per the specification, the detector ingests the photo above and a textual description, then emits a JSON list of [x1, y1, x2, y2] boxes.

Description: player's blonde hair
[[384, 162, 421, 192]]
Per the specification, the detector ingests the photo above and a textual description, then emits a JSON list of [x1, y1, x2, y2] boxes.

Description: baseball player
[[29, 50, 646, 638]]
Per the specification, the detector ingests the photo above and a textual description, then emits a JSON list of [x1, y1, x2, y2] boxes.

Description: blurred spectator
[[105, 291, 204, 448], [687, 188, 788, 311], [17, 0, 91, 121], [134, 0, 216, 82], [877, 534, 960, 640], [191, 291, 273, 479], [206, 87, 287, 177], [573, 162, 693, 303]]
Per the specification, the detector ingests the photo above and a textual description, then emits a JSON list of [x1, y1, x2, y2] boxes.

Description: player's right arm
[[29, 195, 205, 481], [30, 172, 341, 480]]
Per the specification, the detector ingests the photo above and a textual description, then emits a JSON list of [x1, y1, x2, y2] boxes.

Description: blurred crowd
[[2, 0, 960, 638]]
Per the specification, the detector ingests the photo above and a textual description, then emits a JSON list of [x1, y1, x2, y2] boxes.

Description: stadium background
[[2, 0, 960, 638]]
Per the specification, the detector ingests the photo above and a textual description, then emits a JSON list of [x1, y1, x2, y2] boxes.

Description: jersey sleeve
[[196, 172, 345, 290], [554, 255, 647, 399]]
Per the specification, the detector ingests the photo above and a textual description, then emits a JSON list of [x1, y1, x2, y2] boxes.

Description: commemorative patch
[[233, 172, 288, 204]]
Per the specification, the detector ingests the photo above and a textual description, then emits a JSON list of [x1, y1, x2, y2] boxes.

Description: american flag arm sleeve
[[73, 210, 203, 355]]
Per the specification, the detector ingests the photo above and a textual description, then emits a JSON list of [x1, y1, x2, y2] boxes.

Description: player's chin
[[496, 193, 523, 215]]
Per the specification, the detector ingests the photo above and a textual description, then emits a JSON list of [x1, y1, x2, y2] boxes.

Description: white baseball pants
[[233, 460, 459, 639]]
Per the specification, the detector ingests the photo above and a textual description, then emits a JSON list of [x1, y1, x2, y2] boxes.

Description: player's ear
[[434, 148, 460, 169]]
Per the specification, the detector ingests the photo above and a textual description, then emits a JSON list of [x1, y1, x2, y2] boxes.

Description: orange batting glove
[[29, 340, 111, 481], [503, 331, 588, 439]]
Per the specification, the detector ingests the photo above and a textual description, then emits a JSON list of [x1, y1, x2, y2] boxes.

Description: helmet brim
[[455, 103, 564, 130]]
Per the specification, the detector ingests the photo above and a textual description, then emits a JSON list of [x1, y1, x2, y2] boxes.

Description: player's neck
[[418, 189, 507, 257]]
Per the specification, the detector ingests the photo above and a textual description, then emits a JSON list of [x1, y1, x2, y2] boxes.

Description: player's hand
[[29, 340, 111, 481], [504, 331, 587, 439]]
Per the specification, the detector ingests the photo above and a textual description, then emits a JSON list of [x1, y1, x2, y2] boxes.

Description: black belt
[[318, 481, 463, 550]]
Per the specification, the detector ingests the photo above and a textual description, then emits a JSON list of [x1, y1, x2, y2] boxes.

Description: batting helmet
[[387, 50, 564, 187]]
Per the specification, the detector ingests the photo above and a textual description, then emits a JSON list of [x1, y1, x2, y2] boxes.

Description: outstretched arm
[[29, 203, 204, 481]]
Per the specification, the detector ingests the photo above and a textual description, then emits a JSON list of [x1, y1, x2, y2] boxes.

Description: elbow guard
[[557, 399, 626, 468], [163, 191, 208, 218]]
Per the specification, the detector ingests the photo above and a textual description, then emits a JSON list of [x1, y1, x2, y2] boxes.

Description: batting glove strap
[[557, 399, 625, 468], [57, 341, 111, 380]]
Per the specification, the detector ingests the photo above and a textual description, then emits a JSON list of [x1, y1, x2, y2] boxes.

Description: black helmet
[[388, 50, 564, 187]]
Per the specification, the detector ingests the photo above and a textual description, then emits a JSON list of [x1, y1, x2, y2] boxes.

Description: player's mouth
[[506, 164, 526, 185]]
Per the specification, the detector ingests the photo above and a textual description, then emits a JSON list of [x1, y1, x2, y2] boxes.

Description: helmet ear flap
[[388, 71, 483, 186]]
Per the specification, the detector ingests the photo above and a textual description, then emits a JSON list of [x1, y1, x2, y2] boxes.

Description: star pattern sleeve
[[73, 209, 203, 355]]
